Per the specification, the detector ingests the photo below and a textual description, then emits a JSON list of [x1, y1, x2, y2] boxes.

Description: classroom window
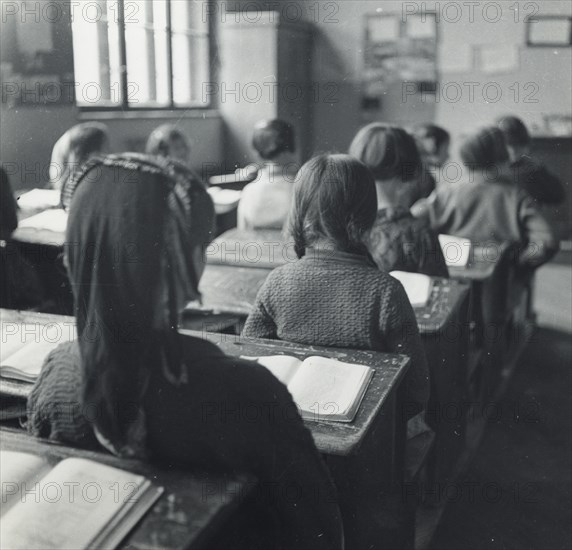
[[71, 0, 210, 109]]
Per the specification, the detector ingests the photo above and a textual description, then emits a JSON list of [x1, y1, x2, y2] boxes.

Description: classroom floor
[[427, 256, 572, 550]]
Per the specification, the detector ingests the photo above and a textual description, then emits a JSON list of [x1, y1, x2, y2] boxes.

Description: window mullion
[[117, 0, 129, 109], [166, 0, 175, 109]]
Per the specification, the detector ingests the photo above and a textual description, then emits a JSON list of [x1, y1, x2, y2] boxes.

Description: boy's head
[[146, 124, 191, 165], [50, 122, 109, 191], [348, 123, 422, 183], [288, 154, 377, 258], [412, 124, 450, 168], [495, 115, 531, 161], [459, 126, 510, 173], [252, 119, 295, 161]]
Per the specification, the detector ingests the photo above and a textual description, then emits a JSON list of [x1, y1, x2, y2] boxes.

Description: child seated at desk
[[349, 123, 448, 277], [0, 166, 43, 309], [411, 123, 451, 191], [242, 154, 429, 419], [26, 153, 343, 550], [496, 115, 565, 205], [146, 124, 216, 260], [411, 126, 558, 268], [412, 123, 451, 172], [50, 122, 109, 198], [237, 119, 297, 230]]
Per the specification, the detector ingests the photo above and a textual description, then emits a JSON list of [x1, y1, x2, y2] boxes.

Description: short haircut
[[411, 124, 450, 154], [252, 119, 295, 160], [146, 124, 189, 157], [287, 154, 377, 258], [459, 126, 509, 169], [495, 116, 531, 147], [50, 122, 109, 191], [348, 123, 422, 182]]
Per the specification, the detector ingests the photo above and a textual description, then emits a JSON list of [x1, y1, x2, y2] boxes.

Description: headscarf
[[65, 153, 203, 457]]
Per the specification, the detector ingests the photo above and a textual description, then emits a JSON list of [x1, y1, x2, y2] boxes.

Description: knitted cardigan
[[242, 249, 430, 416]]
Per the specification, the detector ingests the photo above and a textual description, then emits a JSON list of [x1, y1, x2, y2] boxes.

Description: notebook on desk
[[438, 234, 472, 267], [17, 208, 68, 234], [0, 450, 163, 550], [390, 271, 433, 307], [242, 355, 373, 423], [16, 189, 61, 212]]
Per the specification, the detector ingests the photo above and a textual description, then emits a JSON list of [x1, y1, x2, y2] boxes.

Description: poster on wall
[[362, 12, 437, 111]]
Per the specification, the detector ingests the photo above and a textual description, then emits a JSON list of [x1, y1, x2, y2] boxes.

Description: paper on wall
[[479, 44, 520, 74]]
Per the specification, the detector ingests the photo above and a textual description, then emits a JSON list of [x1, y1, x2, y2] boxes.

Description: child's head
[[146, 124, 191, 164], [288, 154, 377, 258], [495, 115, 531, 161], [50, 122, 109, 191], [459, 126, 510, 173], [348, 123, 422, 183], [252, 119, 295, 161], [411, 124, 450, 168]]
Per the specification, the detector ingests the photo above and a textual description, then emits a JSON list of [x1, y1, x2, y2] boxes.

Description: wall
[[309, 0, 572, 155], [0, 1, 223, 190]]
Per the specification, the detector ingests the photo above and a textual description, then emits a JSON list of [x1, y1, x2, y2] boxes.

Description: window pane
[[124, 0, 169, 106], [171, 0, 189, 32], [188, 36, 210, 105], [71, 0, 121, 106], [172, 32, 191, 105]]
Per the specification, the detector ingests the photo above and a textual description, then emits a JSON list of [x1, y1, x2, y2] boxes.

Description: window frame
[[73, 0, 215, 112]]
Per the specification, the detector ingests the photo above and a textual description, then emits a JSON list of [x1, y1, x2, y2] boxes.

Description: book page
[[1, 322, 76, 382], [17, 209, 68, 233], [241, 355, 301, 386], [390, 271, 433, 307], [0, 457, 148, 550], [1, 336, 73, 383], [0, 323, 41, 364], [16, 189, 61, 211], [0, 452, 49, 515], [289, 356, 371, 421], [439, 234, 471, 267]]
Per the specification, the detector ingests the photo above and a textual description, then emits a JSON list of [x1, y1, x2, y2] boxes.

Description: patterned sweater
[[365, 206, 449, 277], [242, 249, 430, 416]]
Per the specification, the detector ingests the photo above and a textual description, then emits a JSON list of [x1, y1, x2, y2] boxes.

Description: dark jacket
[[511, 156, 565, 205], [0, 166, 18, 241]]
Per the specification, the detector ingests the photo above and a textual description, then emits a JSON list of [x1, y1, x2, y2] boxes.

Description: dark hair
[[287, 154, 377, 258], [495, 116, 530, 148], [252, 119, 295, 160], [411, 124, 450, 154], [348, 123, 422, 182], [146, 124, 189, 157], [459, 126, 509, 169]]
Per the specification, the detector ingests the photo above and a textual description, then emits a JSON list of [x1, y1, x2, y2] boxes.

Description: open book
[[16, 189, 61, 211], [1, 322, 76, 383], [390, 271, 433, 307], [17, 208, 68, 234], [243, 355, 373, 423], [0, 451, 163, 550], [438, 234, 472, 267]]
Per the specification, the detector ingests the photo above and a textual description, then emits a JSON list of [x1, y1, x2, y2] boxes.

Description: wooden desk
[[0, 427, 254, 550], [206, 228, 293, 269], [447, 244, 510, 282], [199, 264, 269, 316], [1, 308, 409, 461], [416, 279, 471, 488]]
